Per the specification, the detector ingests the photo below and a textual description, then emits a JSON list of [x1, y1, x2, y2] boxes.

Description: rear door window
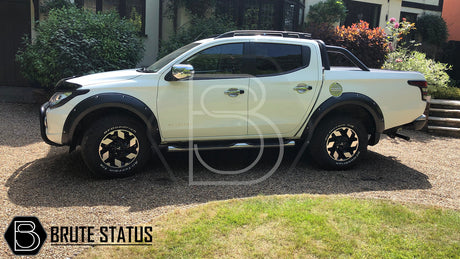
[[251, 43, 310, 76]]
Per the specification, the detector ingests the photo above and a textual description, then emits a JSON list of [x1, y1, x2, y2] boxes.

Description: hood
[[66, 69, 142, 87]]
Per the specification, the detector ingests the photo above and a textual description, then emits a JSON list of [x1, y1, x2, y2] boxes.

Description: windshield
[[147, 43, 201, 72]]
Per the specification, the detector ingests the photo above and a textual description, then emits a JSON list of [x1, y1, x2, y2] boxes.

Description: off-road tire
[[80, 115, 150, 178], [309, 116, 368, 170]]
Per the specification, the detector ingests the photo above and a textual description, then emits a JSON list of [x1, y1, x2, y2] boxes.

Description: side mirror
[[171, 64, 194, 80]]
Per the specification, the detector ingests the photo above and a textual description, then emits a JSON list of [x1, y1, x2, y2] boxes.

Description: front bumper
[[404, 114, 427, 131], [40, 102, 64, 146]]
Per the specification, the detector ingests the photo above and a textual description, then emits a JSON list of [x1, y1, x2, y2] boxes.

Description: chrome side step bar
[[167, 140, 296, 152]]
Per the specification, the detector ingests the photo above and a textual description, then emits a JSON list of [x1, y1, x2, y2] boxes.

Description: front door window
[[183, 43, 247, 78]]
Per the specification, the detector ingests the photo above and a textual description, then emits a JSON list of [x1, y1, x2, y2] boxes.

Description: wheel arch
[[301, 93, 384, 146], [62, 93, 159, 149]]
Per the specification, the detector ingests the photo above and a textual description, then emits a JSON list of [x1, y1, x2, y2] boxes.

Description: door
[[0, 0, 31, 86], [247, 42, 320, 136], [157, 42, 250, 140]]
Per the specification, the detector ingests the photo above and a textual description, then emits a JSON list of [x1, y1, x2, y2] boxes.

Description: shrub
[[159, 15, 237, 58], [16, 7, 144, 89], [334, 21, 388, 68], [428, 86, 460, 100], [306, 22, 337, 44], [305, 21, 388, 68], [306, 0, 347, 27], [383, 49, 451, 89], [416, 14, 448, 46], [385, 17, 416, 51], [40, 0, 74, 14]]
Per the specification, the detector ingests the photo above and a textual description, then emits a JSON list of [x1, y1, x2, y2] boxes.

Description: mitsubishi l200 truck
[[40, 30, 427, 178]]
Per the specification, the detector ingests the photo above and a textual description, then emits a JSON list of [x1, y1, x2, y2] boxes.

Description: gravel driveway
[[1, 102, 459, 258]]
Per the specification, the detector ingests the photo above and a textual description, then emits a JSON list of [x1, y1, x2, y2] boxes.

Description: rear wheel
[[80, 115, 150, 178], [309, 116, 368, 170]]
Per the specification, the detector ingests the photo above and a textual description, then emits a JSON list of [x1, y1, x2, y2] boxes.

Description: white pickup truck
[[40, 30, 428, 178]]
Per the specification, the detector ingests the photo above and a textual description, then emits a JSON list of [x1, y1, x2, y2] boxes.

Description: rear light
[[408, 80, 428, 101]]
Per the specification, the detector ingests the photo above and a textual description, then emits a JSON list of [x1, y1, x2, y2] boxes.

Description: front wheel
[[308, 116, 368, 170], [80, 115, 151, 178]]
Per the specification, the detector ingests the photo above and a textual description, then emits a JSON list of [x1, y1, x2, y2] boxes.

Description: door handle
[[225, 88, 244, 97], [293, 84, 313, 94]]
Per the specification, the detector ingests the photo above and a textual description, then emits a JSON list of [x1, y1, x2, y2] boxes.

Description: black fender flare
[[62, 93, 158, 145], [301, 93, 385, 145]]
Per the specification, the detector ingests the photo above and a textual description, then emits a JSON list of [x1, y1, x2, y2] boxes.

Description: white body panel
[[247, 66, 320, 137], [322, 68, 426, 130], [157, 77, 249, 139]]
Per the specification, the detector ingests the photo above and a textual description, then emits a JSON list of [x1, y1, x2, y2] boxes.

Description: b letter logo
[[4, 216, 47, 255]]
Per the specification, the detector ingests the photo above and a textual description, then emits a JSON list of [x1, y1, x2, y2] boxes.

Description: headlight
[[49, 92, 73, 107]]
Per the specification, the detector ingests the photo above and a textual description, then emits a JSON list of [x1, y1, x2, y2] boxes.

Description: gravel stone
[[0, 103, 458, 258]]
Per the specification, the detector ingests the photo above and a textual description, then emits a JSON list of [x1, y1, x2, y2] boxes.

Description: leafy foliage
[[16, 7, 144, 89], [40, 0, 74, 14], [159, 15, 237, 58], [164, 0, 215, 20], [416, 14, 448, 46], [334, 21, 388, 68], [307, 0, 347, 27], [385, 17, 416, 51], [178, 0, 215, 16], [382, 17, 458, 99], [306, 23, 337, 44], [128, 7, 143, 33], [306, 21, 388, 68], [383, 49, 451, 89], [428, 86, 460, 100]]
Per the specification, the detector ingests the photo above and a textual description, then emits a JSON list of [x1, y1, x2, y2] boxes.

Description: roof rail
[[216, 30, 312, 39]]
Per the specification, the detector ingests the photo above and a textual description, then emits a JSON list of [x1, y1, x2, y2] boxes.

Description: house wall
[[442, 0, 460, 41], [31, 0, 36, 39], [140, 0, 160, 66]]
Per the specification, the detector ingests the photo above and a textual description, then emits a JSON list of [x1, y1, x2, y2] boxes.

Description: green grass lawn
[[81, 195, 459, 258]]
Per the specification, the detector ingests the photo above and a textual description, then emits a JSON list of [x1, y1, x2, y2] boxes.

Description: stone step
[[427, 125, 460, 137], [429, 108, 460, 119], [428, 116, 460, 128], [428, 125, 460, 131], [430, 99, 460, 110]]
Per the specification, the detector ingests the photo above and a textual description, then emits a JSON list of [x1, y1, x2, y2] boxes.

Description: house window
[[76, 0, 145, 34], [214, 0, 305, 31], [344, 0, 381, 28], [400, 12, 417, 23]]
